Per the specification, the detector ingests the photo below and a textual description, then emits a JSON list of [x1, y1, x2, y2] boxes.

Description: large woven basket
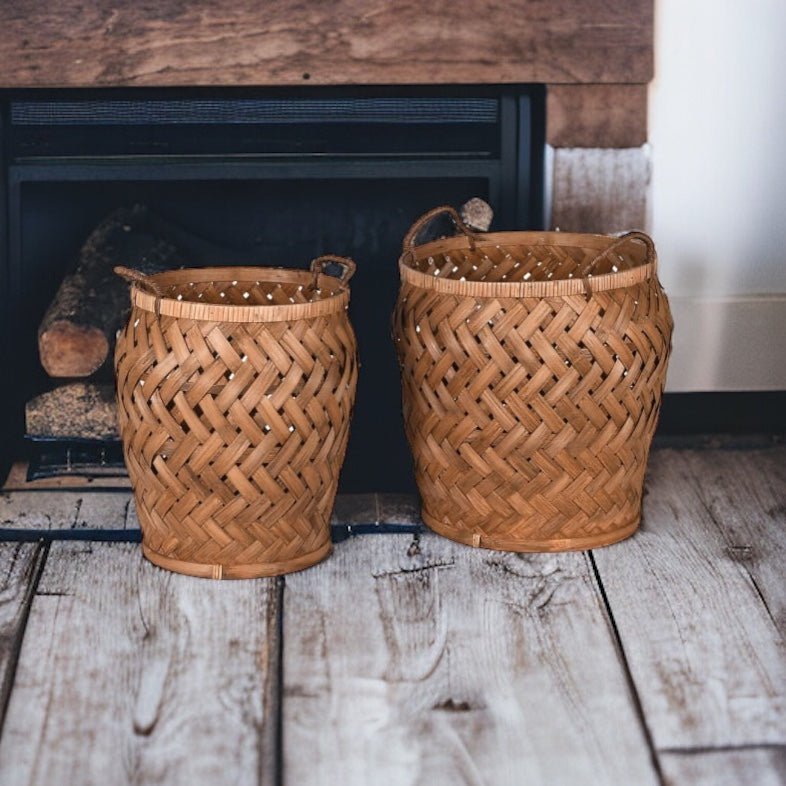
[[393, 206, 673, 552], [114, 257, 358, 578]]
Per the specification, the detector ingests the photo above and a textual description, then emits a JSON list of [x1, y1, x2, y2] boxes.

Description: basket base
[[421, 510, 639, 553], [141, 540, 332, 579]]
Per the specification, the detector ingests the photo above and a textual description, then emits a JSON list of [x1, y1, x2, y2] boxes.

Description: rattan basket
[[114, 257, 358, 579], [393, 206, 673, 552]]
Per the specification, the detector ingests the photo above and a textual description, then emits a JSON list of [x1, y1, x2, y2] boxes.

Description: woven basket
[[114, 257, 358, 579], [393, 206, 673, 552]]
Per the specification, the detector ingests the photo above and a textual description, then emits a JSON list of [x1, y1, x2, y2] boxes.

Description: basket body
[[393, 227, 673, 552], [115, 265, 357, 578]]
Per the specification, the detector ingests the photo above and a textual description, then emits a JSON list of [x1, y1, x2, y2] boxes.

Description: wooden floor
[[0, 443, 783, 785]]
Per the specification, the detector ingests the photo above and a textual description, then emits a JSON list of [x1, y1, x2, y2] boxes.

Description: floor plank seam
[[587, 550, 667, 786], [658, 743, 786, 755], [0, 529, 142, 543], [0, 525, 425, 544], [0, 541, 49, 738], [273, 576, 285, 786], [746, 571, 780, 633]]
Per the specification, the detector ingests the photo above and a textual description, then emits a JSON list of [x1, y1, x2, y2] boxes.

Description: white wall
[[650, 0, 786, 391]]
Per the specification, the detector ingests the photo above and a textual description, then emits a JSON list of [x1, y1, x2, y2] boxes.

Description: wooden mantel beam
[[547, 84, 649, 147], [0, 0, 652, 89]]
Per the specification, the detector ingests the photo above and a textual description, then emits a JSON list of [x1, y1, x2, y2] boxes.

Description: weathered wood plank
[[0, 491, 81, 531], [551, 147, 650, 233], [0, 491, 129, 533], [660, 747, 786, 786], [74, 492, 131, 532], [0, 543, 45, 726], [593, 449, 786, 750], [0, 542, 280, 786], [547, 84, 648, 147], [330, 493, 378, 526], [377, 493, 421, 525], [283, 533, 659, 786], [679, 448, 786, 634], [0, 0, 653, 88], [2, 462, 131, 491]]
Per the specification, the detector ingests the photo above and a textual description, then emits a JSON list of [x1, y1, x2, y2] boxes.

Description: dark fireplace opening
[[0, 86, 545, 492]]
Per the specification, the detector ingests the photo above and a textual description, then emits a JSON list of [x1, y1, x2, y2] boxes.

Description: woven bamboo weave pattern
[[393, 207, 673, 552], [115, 262, 357, 578]]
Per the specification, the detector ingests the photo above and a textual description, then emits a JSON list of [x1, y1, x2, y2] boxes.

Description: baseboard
[[665, 294, 786, 392], [658, 392, 786, 435]]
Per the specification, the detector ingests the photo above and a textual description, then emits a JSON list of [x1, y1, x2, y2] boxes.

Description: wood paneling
[[547, 84, 648, 147], [0, 0, 653, 88]]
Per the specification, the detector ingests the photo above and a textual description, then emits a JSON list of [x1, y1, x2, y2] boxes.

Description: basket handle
[[114, 266, 164, 315], [580, 231, 656, 278], [402, 205, 480, 251], [309, 255, 357, 286]]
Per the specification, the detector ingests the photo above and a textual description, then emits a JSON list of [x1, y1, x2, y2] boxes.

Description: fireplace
[[0, 86, 545, 492]]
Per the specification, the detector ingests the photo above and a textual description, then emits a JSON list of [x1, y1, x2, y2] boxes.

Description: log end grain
[[37, 205, 184, 379], [38, 321, 109, 378]]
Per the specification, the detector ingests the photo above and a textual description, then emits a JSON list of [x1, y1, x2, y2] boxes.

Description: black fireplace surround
[[0, 85, 545, 491]]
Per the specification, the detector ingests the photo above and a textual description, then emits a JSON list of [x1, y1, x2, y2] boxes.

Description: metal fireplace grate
[[26, 438, 127, 481]]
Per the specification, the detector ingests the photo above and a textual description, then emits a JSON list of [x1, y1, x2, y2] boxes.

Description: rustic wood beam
[[0, 0, 653, 88], [547, 84, 649, 148]]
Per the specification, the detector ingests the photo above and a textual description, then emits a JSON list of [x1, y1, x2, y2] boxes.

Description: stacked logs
[[26, 206, 184, 441]]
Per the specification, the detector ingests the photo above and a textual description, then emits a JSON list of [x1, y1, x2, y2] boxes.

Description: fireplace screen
[[0, 87, 544, 492]]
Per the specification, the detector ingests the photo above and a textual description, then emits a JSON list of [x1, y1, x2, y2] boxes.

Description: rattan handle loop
[[580, 231, 656, 279], [403, 205, 480, 251], [114, 266, 164, 297], [114, 266, 164, 315], [309, 255, 357, 287]]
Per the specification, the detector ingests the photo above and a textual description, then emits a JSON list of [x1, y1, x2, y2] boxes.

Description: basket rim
[[398, 230, 658, 297], [130, 265, 350, 322]]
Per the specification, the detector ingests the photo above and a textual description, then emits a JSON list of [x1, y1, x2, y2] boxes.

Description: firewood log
[[25, 383, 118, 441], [37, 199, 493, 379], [37, 205, 183, 378]]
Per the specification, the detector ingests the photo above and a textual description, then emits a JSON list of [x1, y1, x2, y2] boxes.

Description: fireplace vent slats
[[8, 91, 513, 159], [11, 98, 499, 126]]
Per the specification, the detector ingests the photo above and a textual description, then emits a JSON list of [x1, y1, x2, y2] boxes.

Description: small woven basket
[[393, 206, 673, 552], [114, 257, 358, 578]]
